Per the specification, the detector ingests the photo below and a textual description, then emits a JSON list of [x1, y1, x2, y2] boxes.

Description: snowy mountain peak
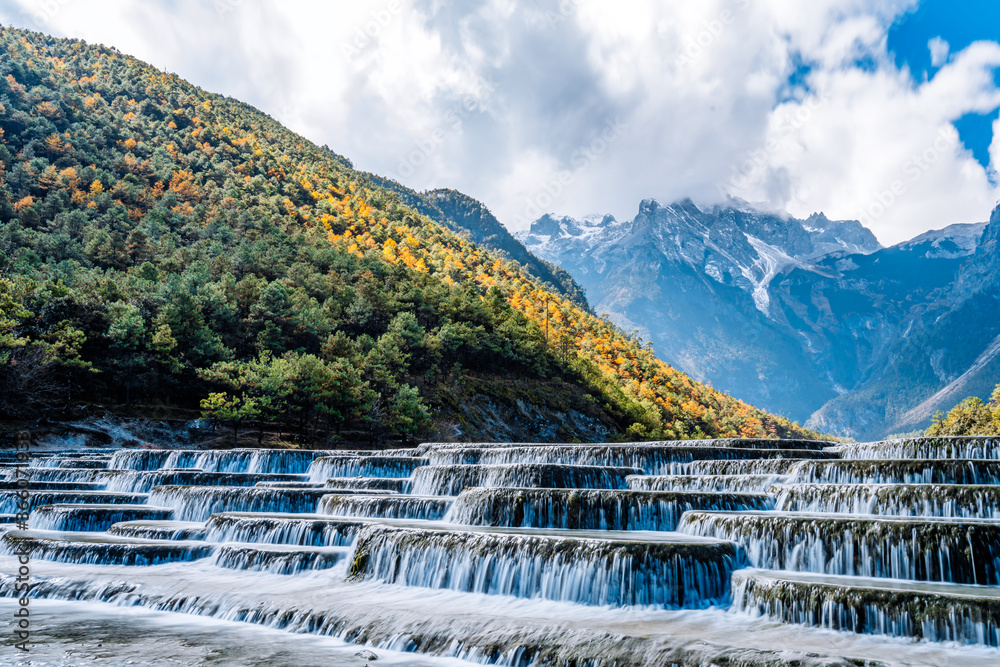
[[896, 222, 986, 259], [522, 199, 882, 317]]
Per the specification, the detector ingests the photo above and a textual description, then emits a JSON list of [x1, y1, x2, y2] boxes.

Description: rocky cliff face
[[520, 198, 998, 439]]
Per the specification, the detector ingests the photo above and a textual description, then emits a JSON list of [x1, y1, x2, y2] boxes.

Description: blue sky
[[889, 0, 1000, 173], [1, 0, 998, 244]]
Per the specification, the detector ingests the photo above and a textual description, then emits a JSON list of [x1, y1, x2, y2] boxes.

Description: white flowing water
[[146, 486, 386, 521], [424, 445, 833, 474], [678, 510, 1000, 584], [409, 463, 641, 496], [307, 456, 429, 481], [5, 439, 1000, 664], [445, 487, 772, 530], [349, 524, 738, 608], [773, 483, 1000, 517], [627, 474, 789, 493], [732, 569, 1000, 647], [837, 437, 1000, 461], [319, 494, 452, 520], [29, 503, 175, 531]]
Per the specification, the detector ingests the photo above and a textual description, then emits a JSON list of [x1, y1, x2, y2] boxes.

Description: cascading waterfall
[[732, 570, 1000, 647], [109, 448, 418, 474], [107, 449, 307, 474], [204, 513, 370, 547], [107, 449, 176, 471], [29, 504, 174, 531], [421, 438, 830, 454], [146, 486, 373, 522], [0, 530, 214, 566], [424, 445, 833, 474], [6, 468, 107, 483], [0, 490, 147, 513], [445, 487, 772, 531], [318, 494, 451, 520], [679, 511, 1000, 584], [212, 543, 349, 575], [307, 456, 429, 482], [626, 474, 788, 493], [838, 437, 1000, 461], [680, 459, 805, 476], [0, 480, 107, 491], [786, 459, 1000, 485], [349, 524, 739, 608], [30, 457, 109, 469], [11, 436, 1000, 662], [0, 572, 823, 667], [100, 470, 308, 493], [322, 477, 412, 493], [108, 520, 207, 541], [774, 483, 1000, 517], [409, 463, 642, 496]]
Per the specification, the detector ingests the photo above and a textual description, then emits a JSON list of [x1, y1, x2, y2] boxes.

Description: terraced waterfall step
[[30, 504, 175, 531], [0, 490, 148, 512], [679, 511, 1000, 584], [100, 470, 309, 493], [349, 523, 739, 608], [0, 530, 214, 565], [0, 481, 108, 491], [774, 483, 1000, 517], [108, 520, 208, 540], [318, 494, 452, 520], [146, 486, 392, 521], [109, 448, 414, 474], [679, 459, 808, 476], [323, 477, 412, 493], [837, 436, 1000, 460], [627, 474, 789, 492], [733, 569, 1000, 646], [212, 543, 350, 575], [30, 458, 110, 469], [203, 512, 374, 546], [785, 459, 1000, 484], [421, 438, 837, 452], [307, 456, 429, 481], [424, 444, 835, 473], [13, 559, 1000, 667], [409, 463, 643, 495], [445, 487, 772, 530]]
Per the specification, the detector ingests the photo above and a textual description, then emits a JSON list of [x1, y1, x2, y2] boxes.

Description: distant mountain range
[[518, 198, 1000, 439]]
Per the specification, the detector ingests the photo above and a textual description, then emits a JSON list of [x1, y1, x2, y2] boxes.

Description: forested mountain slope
[[0, 27, 819, 443], [364, 178, 588, 309]]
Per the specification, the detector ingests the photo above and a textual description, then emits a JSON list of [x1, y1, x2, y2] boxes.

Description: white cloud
[[929, 36, 950, 67], [1, 0, 998, 244]]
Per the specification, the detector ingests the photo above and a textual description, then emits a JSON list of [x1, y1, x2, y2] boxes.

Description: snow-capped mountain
[[520, 199, 880, 316], [520, 198, 998, 438]]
